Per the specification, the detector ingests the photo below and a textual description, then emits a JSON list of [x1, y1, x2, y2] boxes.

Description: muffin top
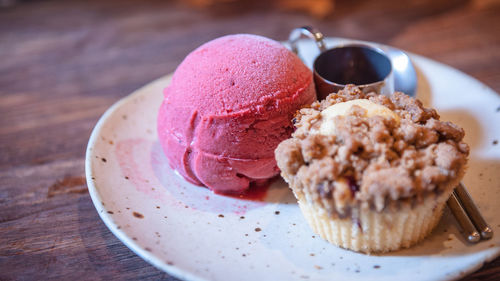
[[275, 85, 469, 216]]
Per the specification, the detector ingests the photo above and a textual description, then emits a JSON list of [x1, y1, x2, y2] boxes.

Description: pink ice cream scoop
[[157, 34, 316, 194]]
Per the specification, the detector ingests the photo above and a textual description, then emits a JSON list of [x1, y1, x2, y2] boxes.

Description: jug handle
[[288, 26, 327, 55]]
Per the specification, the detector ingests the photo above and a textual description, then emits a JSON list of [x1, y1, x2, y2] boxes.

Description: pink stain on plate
[[114, 138, 268, 215], [115, 138, 172, 205], [150, 141, 267, 215]]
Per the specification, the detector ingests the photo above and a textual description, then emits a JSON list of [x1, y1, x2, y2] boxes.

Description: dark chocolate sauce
[[314, 46, 391, 85]]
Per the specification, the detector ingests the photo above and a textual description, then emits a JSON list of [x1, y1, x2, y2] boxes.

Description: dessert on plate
[[275, 85, 469, 253], [158, 34, 316, 194]]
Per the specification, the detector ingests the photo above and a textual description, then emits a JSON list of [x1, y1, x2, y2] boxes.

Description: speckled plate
[[85, 38, 500, 281]]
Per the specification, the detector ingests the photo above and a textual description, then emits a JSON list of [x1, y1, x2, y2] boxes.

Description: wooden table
[[1, 0, 499, 279]]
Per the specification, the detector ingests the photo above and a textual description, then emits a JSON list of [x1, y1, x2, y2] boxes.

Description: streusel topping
[[275, 85, 469, 215]]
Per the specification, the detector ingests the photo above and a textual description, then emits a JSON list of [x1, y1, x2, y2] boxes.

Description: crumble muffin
[[275, 85, 469, 253]]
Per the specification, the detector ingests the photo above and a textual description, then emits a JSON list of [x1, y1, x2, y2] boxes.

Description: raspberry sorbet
[[157, 34, 316, 194]]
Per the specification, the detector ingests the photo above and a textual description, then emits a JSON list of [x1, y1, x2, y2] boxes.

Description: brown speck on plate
[[132, 237, 138, 241], [145, 247, 152, 252], [493, 140, 498, 145], [218, 214, 224, 218], [107, 211, 114, 214], [125, 176, 129, 180], [314, 265, 322, 270], [275, 211, 280, 215], [101, 157, 107, 163], [310, 253, 315, 256], [167, 261, 174, 266], [255, 227, 261, 232], [240, 216, 245, 219], [156, 206, 160, 209], [133, 211, 144, 219], [374, 265, 381, 269]]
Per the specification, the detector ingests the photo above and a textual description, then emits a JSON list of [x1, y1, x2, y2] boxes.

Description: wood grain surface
[[1, 0, 499, 280]]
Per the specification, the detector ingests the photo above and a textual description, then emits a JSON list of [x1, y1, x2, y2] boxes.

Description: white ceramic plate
[[86, 38, 500, 281]]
